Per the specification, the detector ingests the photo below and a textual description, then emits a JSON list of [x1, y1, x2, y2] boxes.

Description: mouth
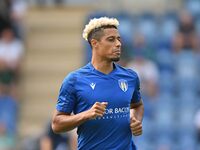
[[113, 50, 121, 55]]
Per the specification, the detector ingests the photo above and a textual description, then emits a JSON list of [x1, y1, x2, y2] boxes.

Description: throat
[[92, 62, 115, 75]]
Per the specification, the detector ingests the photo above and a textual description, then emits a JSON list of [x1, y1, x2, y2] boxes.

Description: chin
[[111, 57, 120, 62]]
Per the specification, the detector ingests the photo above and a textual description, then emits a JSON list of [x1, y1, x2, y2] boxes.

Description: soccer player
[[52, 17, 144, 150]]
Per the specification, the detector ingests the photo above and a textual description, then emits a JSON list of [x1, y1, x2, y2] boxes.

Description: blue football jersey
[[56, 63, 141, 150]]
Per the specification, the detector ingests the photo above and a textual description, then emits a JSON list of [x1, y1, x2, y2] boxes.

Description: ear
[[90, 39, 98, 48]]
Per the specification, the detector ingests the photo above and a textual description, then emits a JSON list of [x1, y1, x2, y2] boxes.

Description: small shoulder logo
[[118, 79, 128, 92], [90, 83, 96, 90]]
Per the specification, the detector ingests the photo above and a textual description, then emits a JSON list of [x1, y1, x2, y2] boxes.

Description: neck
[[91, 57, 114, 75]]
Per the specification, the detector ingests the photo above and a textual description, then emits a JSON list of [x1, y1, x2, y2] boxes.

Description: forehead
[[102, 28, 120, 37]]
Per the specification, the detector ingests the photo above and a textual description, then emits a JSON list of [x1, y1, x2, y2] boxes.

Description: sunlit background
[[0, 0, 200, 150]]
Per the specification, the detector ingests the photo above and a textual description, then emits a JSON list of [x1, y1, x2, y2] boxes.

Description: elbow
[[51, 118, 63, 134]]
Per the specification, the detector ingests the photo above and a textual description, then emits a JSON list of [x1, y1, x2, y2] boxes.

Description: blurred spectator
[[176, 10, 199, 50], [10, 0, 27, 40], [179, 11, 195, 35], [0, 94, 18, 150], [0, 0, 26, 40], [40, 121, 77, 150], [172, 32, 184, 53], [0, 27, 24, 98], [0, 0, 12, 34], [0, 1, 24, 150]]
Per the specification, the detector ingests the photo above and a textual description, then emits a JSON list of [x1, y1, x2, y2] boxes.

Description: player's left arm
[[130, 99, 144, 122], [130, 99, 144, 136], [129, 71, 144, 136]]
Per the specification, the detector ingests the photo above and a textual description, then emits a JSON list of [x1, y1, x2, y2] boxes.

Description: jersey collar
[[88, 62, 117, 76]]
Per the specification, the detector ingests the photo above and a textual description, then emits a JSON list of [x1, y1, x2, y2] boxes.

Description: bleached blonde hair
[[82, 17, 119, 41]]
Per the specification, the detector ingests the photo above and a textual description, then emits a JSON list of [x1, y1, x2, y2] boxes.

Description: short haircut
[[87, 25, 117, 45], [82, 17, 119, 42]]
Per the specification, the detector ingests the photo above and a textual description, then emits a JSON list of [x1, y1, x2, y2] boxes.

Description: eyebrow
[[106, 35, 121, 39]]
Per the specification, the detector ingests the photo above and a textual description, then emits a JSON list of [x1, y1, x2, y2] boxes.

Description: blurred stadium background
[[0, 0, 200, 150]]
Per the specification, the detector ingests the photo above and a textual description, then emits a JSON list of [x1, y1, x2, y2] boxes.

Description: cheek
[[103, 43, 113, 52], [97, 42, 114, 55]]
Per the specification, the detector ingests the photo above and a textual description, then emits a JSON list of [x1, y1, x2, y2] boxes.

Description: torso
[[71, 63, 138, 150]]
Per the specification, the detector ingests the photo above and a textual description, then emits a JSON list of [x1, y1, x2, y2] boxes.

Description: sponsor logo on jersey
[[90, 83, 96, 90]]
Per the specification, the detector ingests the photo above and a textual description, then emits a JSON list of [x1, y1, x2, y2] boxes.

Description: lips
[[113, 50, 121, 54]]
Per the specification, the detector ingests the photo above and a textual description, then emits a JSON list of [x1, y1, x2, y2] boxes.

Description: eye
[[107, 37, 115, 42]]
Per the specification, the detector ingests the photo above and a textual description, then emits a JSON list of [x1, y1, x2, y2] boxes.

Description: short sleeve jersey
[[56, 63, 141, 150]]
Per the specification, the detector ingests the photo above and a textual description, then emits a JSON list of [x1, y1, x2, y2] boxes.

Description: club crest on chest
[[118, 79, 128, 92]]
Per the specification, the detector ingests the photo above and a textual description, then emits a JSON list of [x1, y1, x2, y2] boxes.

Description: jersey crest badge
[[90, 83, 96, 90], [118, 79, 128, 92]]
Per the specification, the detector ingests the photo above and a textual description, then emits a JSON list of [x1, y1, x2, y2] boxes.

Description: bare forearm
[[52, 102, 108, 133], [130, 100, 144, 122], [52, 111, 89, 133], [131, 105, 144, 122]]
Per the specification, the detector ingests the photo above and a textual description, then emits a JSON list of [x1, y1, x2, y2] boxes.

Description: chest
[[74, 76, 136, 113]]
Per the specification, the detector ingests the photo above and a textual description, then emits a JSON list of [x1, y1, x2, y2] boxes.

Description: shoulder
[[63, 71, 77, 85], [116, 64, 139, 78], [75, 63, 92, 76], [62, 64, 91, 85]]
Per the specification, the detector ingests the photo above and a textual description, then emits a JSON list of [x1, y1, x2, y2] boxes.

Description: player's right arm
[[52, 102, 107, 133], [52, 72, 107, 133]]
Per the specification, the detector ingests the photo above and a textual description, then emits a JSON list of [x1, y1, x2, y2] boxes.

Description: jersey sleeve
[[131, 72, 142, 104], [56, 72, 76, 113]]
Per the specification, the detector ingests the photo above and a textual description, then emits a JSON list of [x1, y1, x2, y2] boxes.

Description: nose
[[116, 39, 121, 48]]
